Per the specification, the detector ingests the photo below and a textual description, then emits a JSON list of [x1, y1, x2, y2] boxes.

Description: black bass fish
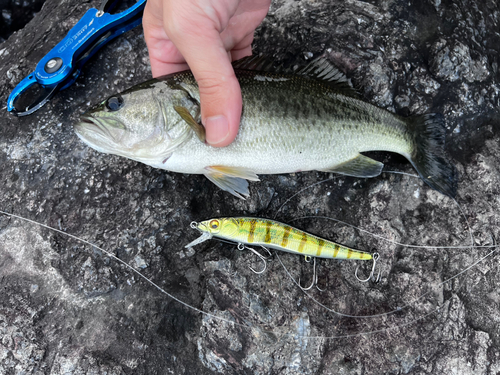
[[75, 57, 457, 198]]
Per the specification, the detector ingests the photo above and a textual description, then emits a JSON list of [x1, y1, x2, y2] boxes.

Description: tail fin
[[408, 113, 457, 198]]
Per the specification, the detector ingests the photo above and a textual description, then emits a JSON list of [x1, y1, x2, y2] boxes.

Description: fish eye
[[210, 220, 219, 229], [105, 95, 124, 111]]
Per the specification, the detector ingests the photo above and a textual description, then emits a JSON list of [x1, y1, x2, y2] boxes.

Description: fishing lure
[[186, 217, 380, 288]]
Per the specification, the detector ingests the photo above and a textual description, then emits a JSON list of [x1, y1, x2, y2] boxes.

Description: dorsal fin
[[296, 57, 359, 97], [232, 55, 359, 97], [232, 55, 283, 72], [297, 58, 348, 84]]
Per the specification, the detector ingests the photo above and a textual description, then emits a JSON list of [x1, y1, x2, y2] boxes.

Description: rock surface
[[0, 0, 499, 374], [0, 0, 45, 42]]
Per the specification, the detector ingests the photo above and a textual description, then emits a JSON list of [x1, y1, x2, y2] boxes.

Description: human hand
[[142, 0, 271, 147]]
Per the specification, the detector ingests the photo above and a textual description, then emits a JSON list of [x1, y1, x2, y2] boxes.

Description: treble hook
[[355, 252, 381, 283], [237, 243, 269, 274], [299, 256, 325, 291]]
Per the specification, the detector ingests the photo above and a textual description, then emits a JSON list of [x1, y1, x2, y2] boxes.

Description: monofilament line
[[0, 209, 257, 331]]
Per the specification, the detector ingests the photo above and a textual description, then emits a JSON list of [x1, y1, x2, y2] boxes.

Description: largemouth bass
[[75, 57, 457, 198]]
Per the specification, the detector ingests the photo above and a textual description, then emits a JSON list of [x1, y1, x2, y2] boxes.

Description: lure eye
[[210, 220, 219, 229], [105, 95, 124, 111]]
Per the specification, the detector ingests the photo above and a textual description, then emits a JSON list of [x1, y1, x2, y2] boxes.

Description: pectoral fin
[[174, 105, 206, 143], [204, 166, 260, 199], [323, 154, 384, 178]]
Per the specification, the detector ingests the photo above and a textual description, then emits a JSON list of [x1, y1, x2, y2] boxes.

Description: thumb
[[191, 51, 242, 147], [165, 18, 242, 147]]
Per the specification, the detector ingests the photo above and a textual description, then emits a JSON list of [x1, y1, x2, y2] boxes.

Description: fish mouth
[[76, 114, 127, 138], [76, 115, 109, 133], [75, 115, 123, 152]]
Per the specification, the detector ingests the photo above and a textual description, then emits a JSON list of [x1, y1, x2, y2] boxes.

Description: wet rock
[[430, 38, 490, 83], [0, 0, 46, 41]]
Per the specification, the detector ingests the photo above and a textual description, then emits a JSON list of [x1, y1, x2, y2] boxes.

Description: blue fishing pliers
[[7, 0, 146, 116]]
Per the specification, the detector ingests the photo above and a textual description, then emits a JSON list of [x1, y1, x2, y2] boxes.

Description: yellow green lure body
[[186, 217, 372, 261]]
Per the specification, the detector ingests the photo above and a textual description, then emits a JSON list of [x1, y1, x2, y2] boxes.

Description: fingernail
[[205, 115, 229, 146]]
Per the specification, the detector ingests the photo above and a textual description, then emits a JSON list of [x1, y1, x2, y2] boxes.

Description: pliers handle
[[7, 0, 146, 116]]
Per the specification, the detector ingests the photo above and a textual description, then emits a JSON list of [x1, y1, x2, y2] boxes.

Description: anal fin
[[204, 166, 260, 199], [323, 154, 384, 178]]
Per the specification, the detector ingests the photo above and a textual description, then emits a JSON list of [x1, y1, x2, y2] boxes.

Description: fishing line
[[0, 166, 494, 340], [275, 243, 497, 319], [0, 207, 416, 340], [0, 209, 258, 332], [274, 170, 477, 249], [281, 243, 498, 340], [382, 170, 420, 178], [289, 215, 488, 250], [275, 170, 474, 249], [1, 204, 496, 341], [265, 169, 498, 324]]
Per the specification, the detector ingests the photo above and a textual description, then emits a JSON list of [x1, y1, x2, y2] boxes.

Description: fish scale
[[165, 71, 410, 172]]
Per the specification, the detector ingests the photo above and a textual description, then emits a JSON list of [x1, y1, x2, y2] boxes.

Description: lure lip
[[185, 231, 212, 248], [185, 221, 212, 248]]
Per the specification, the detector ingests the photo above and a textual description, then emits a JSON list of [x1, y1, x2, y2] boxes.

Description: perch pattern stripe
[[228, 217, 372, 260]]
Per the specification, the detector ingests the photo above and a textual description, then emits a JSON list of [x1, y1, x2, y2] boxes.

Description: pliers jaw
[[7, 0, 146, 117], [7, 75, 59, 117]]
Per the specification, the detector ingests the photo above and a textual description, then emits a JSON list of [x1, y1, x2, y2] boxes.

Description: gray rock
[[1, 0, 500, 374]]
